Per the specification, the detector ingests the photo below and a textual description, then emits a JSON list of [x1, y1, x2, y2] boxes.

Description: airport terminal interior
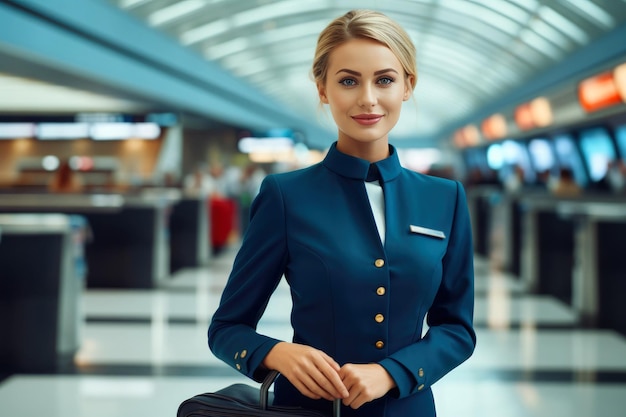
[[2, 1, 626, 416]]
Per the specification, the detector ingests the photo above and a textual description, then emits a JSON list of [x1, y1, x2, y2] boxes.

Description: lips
[[352, 114, 383, 125]]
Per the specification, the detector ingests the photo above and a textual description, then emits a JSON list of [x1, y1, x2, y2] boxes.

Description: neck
[[336, 137, 390, 163]]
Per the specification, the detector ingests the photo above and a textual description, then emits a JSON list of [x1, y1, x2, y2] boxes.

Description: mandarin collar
[[322, 141, 402, 183]]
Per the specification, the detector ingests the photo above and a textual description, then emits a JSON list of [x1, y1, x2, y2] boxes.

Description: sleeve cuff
[[248, 338, 282, 382], [379, 358, 416, 399]]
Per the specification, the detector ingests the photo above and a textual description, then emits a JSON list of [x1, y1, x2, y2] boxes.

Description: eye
[[339, 78, 357, 87], [377, 76, 395, 85]]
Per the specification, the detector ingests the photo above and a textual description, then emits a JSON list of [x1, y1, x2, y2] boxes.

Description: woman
[[209, 10, 476, 417]]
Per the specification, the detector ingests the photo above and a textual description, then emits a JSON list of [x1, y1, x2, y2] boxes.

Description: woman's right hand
[[262, 342, 349, 401]]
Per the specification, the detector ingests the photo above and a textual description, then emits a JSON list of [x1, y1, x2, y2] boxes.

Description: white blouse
[[364, 180, 386, 245]]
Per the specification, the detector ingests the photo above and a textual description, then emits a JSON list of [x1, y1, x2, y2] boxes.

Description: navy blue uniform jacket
[[209, 142, 476, 417]]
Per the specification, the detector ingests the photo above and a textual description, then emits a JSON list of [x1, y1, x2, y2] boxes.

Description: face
[[318, 37, 413, 159]]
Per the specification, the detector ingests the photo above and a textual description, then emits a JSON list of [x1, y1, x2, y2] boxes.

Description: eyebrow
[[335, 68, 399, 76]]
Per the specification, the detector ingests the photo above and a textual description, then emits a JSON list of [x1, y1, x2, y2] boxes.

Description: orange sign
[[481, 114, 507, 140], [578, 71, 622, 112], [514, 103, 534, 131], [614, 63, 626, 103]]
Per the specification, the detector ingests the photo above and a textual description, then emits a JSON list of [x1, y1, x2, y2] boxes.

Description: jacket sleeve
[[208, 174, 288, 382], [379, 180, 476, 397]]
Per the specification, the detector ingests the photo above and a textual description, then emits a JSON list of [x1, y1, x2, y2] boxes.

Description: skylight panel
[[120, 0, 150, 8], [233, 0, 328, 27], [204, 37, 250, 60], [538, 5, 589, 44], [528, 17, 571, 49], [478, 0, 531, 25], [519, 27, 565, 59], [560, 0, 615, 29], [148, 0, 206, 27], [439, 0, 522, 36], [181, 20, 229, 45]]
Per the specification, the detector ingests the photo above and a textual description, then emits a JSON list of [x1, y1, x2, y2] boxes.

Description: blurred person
[[204, 162, 241, 254], [208, 163, 230, 197], [504, 164, 525, 193], [48, 159, 83, 193], [607, 159, 626, 194], [208, 10, 475, 417], [184, 164, 216, 196], [237, 163, 266, 233], [552, 167, 581, 197]]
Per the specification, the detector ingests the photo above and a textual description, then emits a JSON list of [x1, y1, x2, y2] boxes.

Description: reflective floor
[[1, 249, 626, 417]]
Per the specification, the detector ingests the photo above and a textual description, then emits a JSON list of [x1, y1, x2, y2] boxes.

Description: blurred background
[[1, 1, 626, 416]]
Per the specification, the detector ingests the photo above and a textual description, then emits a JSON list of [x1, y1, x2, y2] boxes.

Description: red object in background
[[514, 103, 535, 131], [210, 197, 237, 252], [453, 129, 466, 148], [578, 71, 622, 112], [614, 62, 626, 102], [481, 114, 507, 140]]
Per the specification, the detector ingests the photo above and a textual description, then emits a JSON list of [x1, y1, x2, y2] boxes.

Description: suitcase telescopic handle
[[260, 370, 341, 417]]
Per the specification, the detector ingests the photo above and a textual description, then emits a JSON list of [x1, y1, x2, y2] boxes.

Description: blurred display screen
[[527, 138, 556, 172], [0, 123, 35, 138], [491, 140, 537, 183], [463, 147, 490, 174], [578, 127, 617, 182], [486, 143, 503, 170], [37, 123, 89, 140], [616, 124, 626, 161], [553, 134, 588, 186]]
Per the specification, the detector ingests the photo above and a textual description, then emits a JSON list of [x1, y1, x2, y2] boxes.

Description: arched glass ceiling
[[108, 0, 626, 142]]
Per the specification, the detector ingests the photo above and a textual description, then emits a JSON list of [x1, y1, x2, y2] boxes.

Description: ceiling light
[[148, 0, 206, 27]]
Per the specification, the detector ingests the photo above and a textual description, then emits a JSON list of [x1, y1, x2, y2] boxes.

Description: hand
[[262, 342, 349, 401], [338, 363, 396, 409]]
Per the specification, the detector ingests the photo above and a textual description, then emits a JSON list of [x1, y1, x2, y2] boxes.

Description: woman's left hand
[[338, 363, 396, 409]]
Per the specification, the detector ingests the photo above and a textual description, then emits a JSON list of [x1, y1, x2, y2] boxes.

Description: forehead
[[327, 38, 402, 73]]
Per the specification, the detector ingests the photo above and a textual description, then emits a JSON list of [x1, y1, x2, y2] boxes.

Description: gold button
[[376, 287, 386, 296], [236, 364, 241, 370], [374, 259, 385, 268], [375, 313, 384, 323], [240, 349, 247, 358], [418, 384, 424, 391], [375, 340, 384, 349], [418, 368, 424, 378], [234, 352, 239, 360]]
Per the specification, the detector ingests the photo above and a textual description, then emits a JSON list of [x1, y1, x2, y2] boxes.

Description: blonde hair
[[312, 10, 417, 90]]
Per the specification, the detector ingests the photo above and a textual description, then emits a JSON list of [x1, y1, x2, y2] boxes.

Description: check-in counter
[[521, 195, 579, 305], [0, 214, 82, 372], [467, 185, 501, 257], [499, 189, 547, 276], [0, 191, 179, 289], [169, 192, 210, 273], [78, 189, 180, 289], [556, 200, 626, 336], [520, 195, 626, 336]]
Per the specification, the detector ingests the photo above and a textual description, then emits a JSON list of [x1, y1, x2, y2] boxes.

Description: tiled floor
[[1, 249, 626, 417]]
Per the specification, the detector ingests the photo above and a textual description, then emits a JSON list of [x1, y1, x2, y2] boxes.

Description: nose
[[358, 85, 376, 108]]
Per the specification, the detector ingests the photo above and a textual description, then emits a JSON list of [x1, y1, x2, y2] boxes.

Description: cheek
[[327, 92, 352, 114], [383, 90, 406, 111]]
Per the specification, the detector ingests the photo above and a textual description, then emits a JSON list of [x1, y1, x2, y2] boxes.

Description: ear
[[317, 82, 329, 104], [403, 75, 416, 101]]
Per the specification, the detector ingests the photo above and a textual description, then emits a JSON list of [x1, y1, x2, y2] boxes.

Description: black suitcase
[[177, 370, 341, 417]]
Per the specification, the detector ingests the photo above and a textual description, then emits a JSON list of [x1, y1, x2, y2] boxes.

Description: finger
[[299, 371, 336, 401], [317, 362, 349, 398], [349, 393, 366, 410], [312, 367, 347, 399], [319, 355, 349, 397], [292, 380, 323, 401], [319, 352, 342, 372], [343, 385, 368, 409]]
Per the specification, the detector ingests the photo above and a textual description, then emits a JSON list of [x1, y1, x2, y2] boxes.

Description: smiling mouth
[[352, 114, 383, 125]]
